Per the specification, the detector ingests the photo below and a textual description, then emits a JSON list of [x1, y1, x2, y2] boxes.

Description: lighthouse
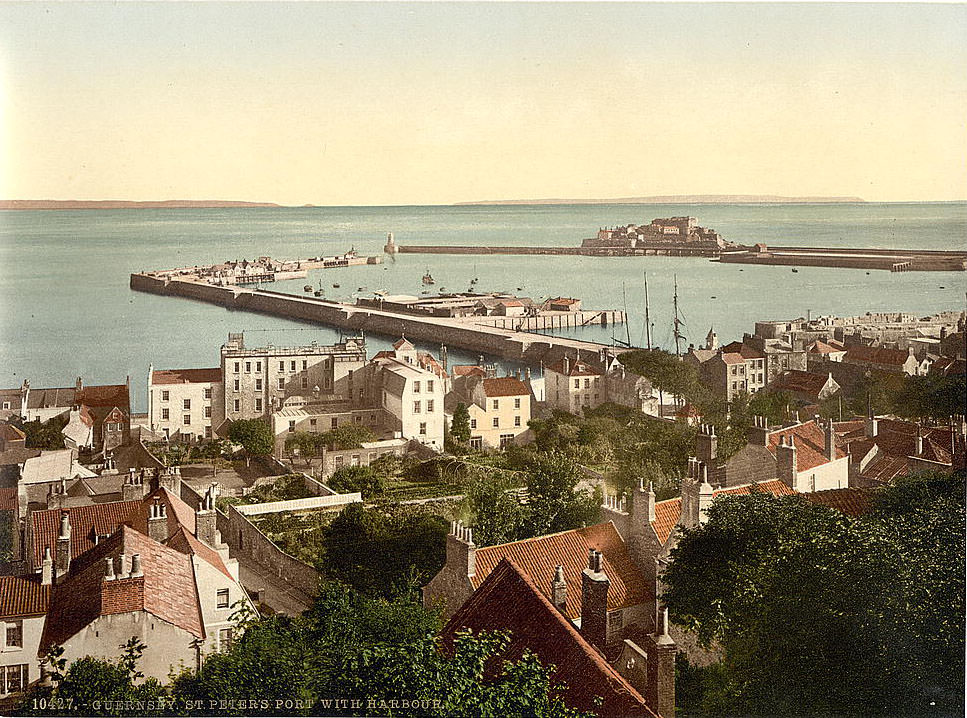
[[383, 232, 399, 255]]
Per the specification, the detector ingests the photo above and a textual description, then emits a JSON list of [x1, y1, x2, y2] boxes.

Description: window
[[302, 360, 307, 370], [216, 588, 230, 608], [255, 378, 262, 391], [584, 378, 590, 388], [302, 377, 308, 388], [183, 398, 191, 410], [161, 390, 170, 401], [514, 397, 521, 409], [204, 387, 212, 400], [234, 361, 240, 373], [245, 362, 251, 373], [288, 420, 296, 433], [255, 398, 262, 412], [278, 378, 285, 390], [161, 408, 169, 420], [331, 418, 338, 429], [233, 379, 240, 391], [492, 417, 499, 428], [368, 452, 377, 462], [233, 399, 240, 412], [218, 628, 233, 652], [205, 426, 212, 438], [310, 418, 317, 427], [1, 402, 8, 410], [351, 454, 360, 466], [255, 362, 261, 372], [490, 399, 498, 410], [470, 418, 477, 429], [426, 399, 434, 413], [183, 414, 191, 426], [573, 379, 580, 389], [2, 664, 27, 694], [279, 361, 285, 371], [354, 415, 362, 424], [470, 437, 483, 450], [413, 401, 421, 414], [413, 381, 421, 394], [419, 422, 427, 435], [427, 380, 434, 392], [291, 360, 297, 371], [500, 434, 514, 449], [5, 621, 23, 649], [514, 416, 521, 427], [334, 456, 344, 468]]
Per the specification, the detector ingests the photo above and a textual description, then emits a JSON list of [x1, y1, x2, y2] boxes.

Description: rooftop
[[151, 368, 222, 385]]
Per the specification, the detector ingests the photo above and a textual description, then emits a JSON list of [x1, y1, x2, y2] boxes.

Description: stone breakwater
[[129, 273, 631, 364]]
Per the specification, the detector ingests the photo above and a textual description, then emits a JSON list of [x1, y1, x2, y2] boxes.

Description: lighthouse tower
[[383, 232, 399, 255]]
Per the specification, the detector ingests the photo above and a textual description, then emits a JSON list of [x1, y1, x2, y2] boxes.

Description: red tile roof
[[393, 337, 415, 351], [768, 420, 846, 472], [0, 576, 50, 618], [548, 297, 580, 305], [721, 353, 745, 365], [472, 523, 651, 619], [442, 558, 657, 718], [165, 526, 232, 580], [76, 384, 129, 409], [451, 365, 487, 378], [0, 424, 25, 442], [482, 377, 530, 398], [30, 500, 142, 568], [124, 487, 197, 537], [151, 368, 222, 385], [808, 340, 845, 355], [771, 370, 836, 399], [860, 455, 911, 483], [930, 357, 967, 376], [719, 342, 764, 360], [802, 487, 874, 517], [845, 344, 911, 367], [41, 525, 204, 651], [651, 480, 795, 544], [0, 487, 18, 513]]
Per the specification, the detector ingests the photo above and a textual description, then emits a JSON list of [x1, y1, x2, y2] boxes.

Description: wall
[[0, 614, 45, 694], [191, 555, 254, 656], [149, 380, 217, 441], [797, 455, 849, 492], [234, 493, 361, 516]]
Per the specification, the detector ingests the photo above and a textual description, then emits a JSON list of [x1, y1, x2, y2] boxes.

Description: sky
[[1, 2, 966, 205]]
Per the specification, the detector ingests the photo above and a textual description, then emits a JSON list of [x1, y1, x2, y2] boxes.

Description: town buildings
[[544, 351, 657, 416], [148, 367, 224, 441], [446, 374, 532, 450], [584, 217, 728, 251]]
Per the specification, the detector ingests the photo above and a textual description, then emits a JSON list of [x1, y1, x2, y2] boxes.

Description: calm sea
[[1, 203, 965, 411]]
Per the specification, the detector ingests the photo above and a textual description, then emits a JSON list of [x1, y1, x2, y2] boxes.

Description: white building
[[148, 366, 224, 441]]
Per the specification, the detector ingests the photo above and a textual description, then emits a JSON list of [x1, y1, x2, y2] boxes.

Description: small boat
[[357, 286, 367, 291], [940, 286, 946, 289], [303, 285, 313, 292], [791, 268, 799, 273], [332, 283, 340, 288], [374, 290, 388, 297], [711, 296, 717, 299], [313, 280, 324, 297], [517, 287, 523, 291], [866, 272, 871, 275], [422, 270, 435, 285]]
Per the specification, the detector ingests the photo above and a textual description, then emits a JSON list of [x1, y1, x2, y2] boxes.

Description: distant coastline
[[455, 194, 867, 205], [0, 199, 282, 210]]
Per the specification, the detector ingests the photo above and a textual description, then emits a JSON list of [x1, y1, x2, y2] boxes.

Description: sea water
[[1, 203, 965, 411]]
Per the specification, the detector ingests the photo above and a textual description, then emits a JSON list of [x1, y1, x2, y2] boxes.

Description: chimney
[[446, 521, 476, 579], [55, 511, 71, 577], [915, 427, 924, 457], [159, 466, 182, 496], [679, 460, 700, 528], [581, 549, 610, 652], [749, 415, 770, 446], [104, 557, 116, 580], [122, 468, 145, 502], [147, 500, 169, 543], [563, 355, 570, 375], [698, 465, 714, 524], [75, 376, 83, 392], [695, 424, 717, 465], [631, 479, 656, 528], [116, 553, 128, 579], [777, 435, 799, 491], [551, 565, 568, 613], [196, 484, 218, 546], [824, 419, 836, 461], [41, 547, 53, 586], [646, 608, 677, 718], [131, 553, 143, 577]]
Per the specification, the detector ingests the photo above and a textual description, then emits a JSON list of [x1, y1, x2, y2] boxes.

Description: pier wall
[[130, 274, 628, 365], [398, 245, 718, 257]]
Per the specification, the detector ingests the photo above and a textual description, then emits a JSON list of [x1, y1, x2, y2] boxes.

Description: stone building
[[770, 370, 841, 404], [219, 333, 367, 422], [841, 344, 927, 376], [147, 366, 224, 441], [446, 375, 532, 450]]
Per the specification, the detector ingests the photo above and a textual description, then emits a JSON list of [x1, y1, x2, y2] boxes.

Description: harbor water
[[1, 202, 965, 411]]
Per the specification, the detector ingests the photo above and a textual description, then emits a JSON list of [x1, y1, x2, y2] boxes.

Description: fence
[[235, 492, 362, 516]]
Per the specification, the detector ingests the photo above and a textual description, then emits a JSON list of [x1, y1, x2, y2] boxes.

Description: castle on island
[[582, 216, 731, 250]]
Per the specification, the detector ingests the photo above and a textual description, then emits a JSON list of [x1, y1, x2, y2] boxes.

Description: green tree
[[619, 349, 704, 407], [320, 424, 377, 450], [466, 476, 527, 547], [451, 402, 472, 443], [662, 473, 965, 716], [227, 418, 275, 465], [200, 437, 229, 477], [327, 464, 384, 498], [521, 452, 600, 538], [12, 415, 68, 450], [283, 431, 325, 467]]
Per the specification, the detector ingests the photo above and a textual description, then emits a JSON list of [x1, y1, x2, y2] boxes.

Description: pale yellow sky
[[2, 3, 966, 205]]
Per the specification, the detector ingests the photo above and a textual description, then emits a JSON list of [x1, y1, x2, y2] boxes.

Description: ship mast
[[644, 271, 652, 350], [673, 274, 685, 357]]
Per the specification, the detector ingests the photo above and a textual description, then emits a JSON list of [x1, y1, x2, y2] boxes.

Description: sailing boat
[[672, 274, 686, 356], [422, 269, 435, 285], [314, 280, 324, 297]]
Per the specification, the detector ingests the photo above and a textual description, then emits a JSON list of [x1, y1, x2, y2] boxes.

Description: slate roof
[[651, 480, 795, 544], [0, 576, 50, 618], [544, 359, 602, 377], [860, 455, 911, 483], [771, 370, 837, 399], [25, 387, 76, 410], [442, 558, 657, 718], [151, 368, 222, 385], [481, 377, 530, 398], [719, 341, 765, 360], [471, 523, 651, 620], [30, 500, 142, 567], [76, 384, 129, 409], [767, 420, 846, 472], [845, 344, 911, 367], [0, 424, 25, 442], [40, 525, 205, 651]]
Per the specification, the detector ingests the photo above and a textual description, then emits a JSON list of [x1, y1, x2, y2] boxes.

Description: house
[[446, 375, 532, 450], [807, 339, 847, 364], [0, 576, 50, 698], [699, 344, 766, 401], [546, 297, 582, 312], [770, 370, 841, 404], [545, 356, 604, 413], [929, 357, 966, 377], [148, 366, 224, 442], [0, 383, 28, 422], [440, 558, 670, 718], [423, 521, 656, 648], [842, 344, 926, 376]]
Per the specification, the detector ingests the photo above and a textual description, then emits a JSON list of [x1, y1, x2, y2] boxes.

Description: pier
[[717, 244, 967, 272], [398, 244, 720, 257], [129, 274, 632, 365]]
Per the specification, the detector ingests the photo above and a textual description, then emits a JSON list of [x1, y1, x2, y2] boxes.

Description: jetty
[[717, 244, 967, 272], [129, 274, 631, 364]]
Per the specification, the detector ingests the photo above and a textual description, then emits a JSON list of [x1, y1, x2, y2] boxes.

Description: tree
[[619, 349, 704, 407], [466, 476, 527, 547], [200, 437, 228, 477], [521, 452, 600, 538], [283, 431, 324, 466], [662, 474, 965, 716], [451, 402, 472, 443], [327, 464, 384, 498], [227, 419, 274, 465], [320, 424, 377, 450], [12, 415, 68, 450]]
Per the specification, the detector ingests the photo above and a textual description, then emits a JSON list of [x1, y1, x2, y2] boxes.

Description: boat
[[791, 269, 799, 273], [374, 289, 388, 297], [313, 280, 323, 297], [332, 283, 340, 288], [422, 269, 435, 285], [303, 284, 313, 292], [357, 286, 367, 291]]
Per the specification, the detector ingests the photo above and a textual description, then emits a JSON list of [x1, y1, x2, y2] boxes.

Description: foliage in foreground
[[663, 472, 966, 716]]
